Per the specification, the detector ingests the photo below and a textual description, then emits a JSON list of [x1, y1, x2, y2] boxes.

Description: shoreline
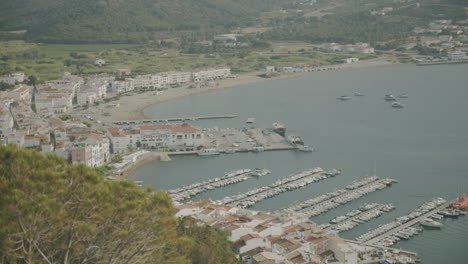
[[94, 56, 404, 123], [117, 152, 171, 179]]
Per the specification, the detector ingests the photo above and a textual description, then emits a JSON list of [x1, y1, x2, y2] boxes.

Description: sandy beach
[[95, 56, 403, 122]]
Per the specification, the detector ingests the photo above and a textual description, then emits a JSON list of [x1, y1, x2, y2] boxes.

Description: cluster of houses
[[107, 124, 205, 153], [0, 72, 26, 85], [319, 43, 375, 54], [411, 19, 468, 61], [175, 200, 411, 264], [114, 67, 231, 93], [0, 66, 230, 168]]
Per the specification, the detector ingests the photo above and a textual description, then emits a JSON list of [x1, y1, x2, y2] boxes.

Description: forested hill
[[0, 144, 241, 264], [0, 0, 286, 43]]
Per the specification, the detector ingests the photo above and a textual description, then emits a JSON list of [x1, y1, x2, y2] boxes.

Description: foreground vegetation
[[0, 144, 241, 264]]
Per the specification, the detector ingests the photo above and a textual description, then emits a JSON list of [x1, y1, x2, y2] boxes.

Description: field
[[0, 40, 375, 81]]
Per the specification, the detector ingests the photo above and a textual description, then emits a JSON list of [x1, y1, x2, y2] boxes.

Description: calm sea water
[[136, 64, 468, 263]]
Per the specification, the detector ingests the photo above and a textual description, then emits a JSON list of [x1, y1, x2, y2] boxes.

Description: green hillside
[[0, 0, 286, 43], [0, 144, 241, 264]]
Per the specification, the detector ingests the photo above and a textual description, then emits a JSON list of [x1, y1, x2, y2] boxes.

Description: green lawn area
[[0, 40, 376, 81]]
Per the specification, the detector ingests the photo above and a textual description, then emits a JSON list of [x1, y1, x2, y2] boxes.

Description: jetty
[[358, 197, 455, 245], [321, 203, 395, 233], [168, 169, 265, 202], [113, 115, 238, 125], [219, 168, 341, 208], [284, 176, 397, 217]]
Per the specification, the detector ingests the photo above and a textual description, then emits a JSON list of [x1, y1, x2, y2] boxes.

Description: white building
[[448, 51, 466, 60], [111, 80, 135, 93], [214, 34, 240, 42], [108, 124, 204, 153], [0, 72, 25, 85], [71, 134, 110, 167], [191, 67, 231, 82], [94, 59, 106, 66], [345, 58, 360, 63]]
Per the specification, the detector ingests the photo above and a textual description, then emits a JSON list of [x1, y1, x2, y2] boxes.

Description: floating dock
[[218, 168, 340, 208], [284, 176, 397, 217], [321, 203, 395, 233], [168, 169, 260, 202], [358, 198, 454, 245]]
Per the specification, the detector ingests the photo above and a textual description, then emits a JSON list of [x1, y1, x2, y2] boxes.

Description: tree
[[0, 82, 14, 91], [59, 114, 73, 121], [0, 145, 241, 264], [0, 145, 188, 264], [27, 75, 38, 87], [111, 154, 123, 163]]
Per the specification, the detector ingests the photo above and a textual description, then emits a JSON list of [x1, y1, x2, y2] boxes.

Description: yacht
[[384, 94, 397, 101], [197, 148, 220, 156], [288, 135, 304, 146], [246, 117, 255, 124], [391, 102, 405, 108], [420, 218, 443, 228], [252, 169, 271, 177], [337, 95, 352, 101], [297, 145, 314, 152], [272, 122, 286, 136]]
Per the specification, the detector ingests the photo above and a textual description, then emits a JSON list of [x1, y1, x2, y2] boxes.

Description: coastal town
[[1, 2, 468, 263]]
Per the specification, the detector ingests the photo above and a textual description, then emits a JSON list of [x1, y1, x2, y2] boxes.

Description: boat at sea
[[297, 145, 314, 152], [246, 117, 255, 124], [391, 102, 405, 108], [272, 122, 286, 136], [197, 148, 220, 156], [337, 95, 352, 101], [384, 94, 397, 101], [288, 135, 304, 146], [420, 218, 443, 228], [438, 209, 463, 217], [252, 169, 271, 177]]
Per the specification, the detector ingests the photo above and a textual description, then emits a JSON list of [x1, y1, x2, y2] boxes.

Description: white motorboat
[[391, 102, 405, 108], [197, 148, 220, 156]]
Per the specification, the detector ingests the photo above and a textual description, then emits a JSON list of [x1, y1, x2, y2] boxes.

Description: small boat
[[197, 148, 220, 156], [288, 135, 304, 146], [391, 102, 405, 108], [297, 145, 314, 152], [420, 218, 443, 228], [384, 94, 397, 101], [398, 93, 409, 98], [246, 117, 255, 124], [337, 95, 352, 101], [272, 122, 286, 136], [438, 209, 461, 217], [354, 92, 365, 96], [252, 169, 271, 177]]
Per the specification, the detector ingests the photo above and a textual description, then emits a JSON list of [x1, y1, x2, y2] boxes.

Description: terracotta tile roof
[[240, 233, 260, 241]]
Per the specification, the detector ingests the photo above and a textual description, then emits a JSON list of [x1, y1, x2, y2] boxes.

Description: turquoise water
[[136, 64, 468, 263]]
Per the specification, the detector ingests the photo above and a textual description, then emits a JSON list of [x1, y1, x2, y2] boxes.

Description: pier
[[168, 169, 260, 202], [113, 115, 238, 125], [219, 168, 340, 208], [322, 203, 395, 233], [285, 177, 397, 217], [363, 199, 453, 245]]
